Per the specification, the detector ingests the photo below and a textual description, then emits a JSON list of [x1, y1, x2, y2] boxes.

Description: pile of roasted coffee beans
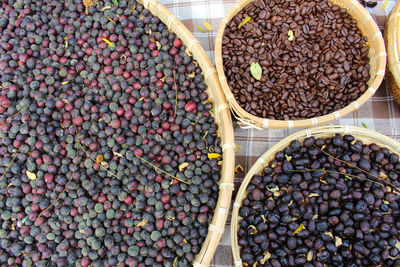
[[222, 0, 370, 120], [239, 134, 400, 266], [0, 0, 221, 266]]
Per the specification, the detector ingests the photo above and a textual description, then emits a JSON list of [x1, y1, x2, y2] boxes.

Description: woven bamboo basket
[[385, 0, 400, 104], [231, 125, 400, 266], [215, 0, 386, 129], [137, 0, 235, 266]]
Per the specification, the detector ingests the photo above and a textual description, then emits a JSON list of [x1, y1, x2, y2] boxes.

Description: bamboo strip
[[136, 0, 235, 266], [231, 125, 400, 264], [385, 0, 400, 104], [215, 0, 386, 129]]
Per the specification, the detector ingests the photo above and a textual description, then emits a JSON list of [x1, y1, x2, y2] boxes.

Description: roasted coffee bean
[[239, 135, 400, 266], [222, 0, 370, 120]]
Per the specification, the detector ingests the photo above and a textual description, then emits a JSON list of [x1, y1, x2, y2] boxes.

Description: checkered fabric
[[158, 0, 400, 266]]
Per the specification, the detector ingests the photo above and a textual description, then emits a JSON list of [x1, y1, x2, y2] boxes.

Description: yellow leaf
[[61, 81, 69, 85], [26, 170, 37, 180], [380, 171, 388, 179], [335, 236, 342, 247], [218, 161, 223, 166], [312, 214, 318, 220], [102, 38, 115, 48], [208, 153, 221, 160], [113, 151, 123, 157], [166, 215, 175, 221], [293, 223, 305, 234], [96, 154, 104, 163], [238, 16, 251, 29], [203, 21, 213, 31], [285, 155, 292, 161], [64, 36, 68, 49], [188, 73, 196, 78], [260, 250, 271, 264], [288, 200, 293, 207], [179, 162, 189, 172], [183, 239, 188, 244], [197, 25, 207, 32], [266, 185, 279, 193], [79, 229, 85, 234], [156, 41, 161, 50], [247, 225, 257, 235], [252, 262, 258, 267], [234, 164, 244, 173], [307, 250, 313, 261], [288, 30, 294, 41], [381, 0, 388, 10], [136, 219, 148, 227]]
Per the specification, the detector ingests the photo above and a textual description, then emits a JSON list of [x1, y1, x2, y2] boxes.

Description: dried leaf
[[166, 214, 175, 221], [312, 214, 318, 220], [26, 170, 36, 180], [64, 36, 68, 49], [288, 30, 294, 41], [380, 171, 388, 179], [113, 151, 123, 157], [105, 15, 116, 24], [293, 223, 305, 234], [335, 236, 343, 247], [100, 161, 109, 168], [218, 161, 223, 166], [61, 81, 69, 85], [100, 6, 111, 11], [136, 219, 148, 227], [266, 185, 279, 193], [203, 21, 213, 31], [361, 122, 368, 128], [179, 162, 189, 172], [252, 262, 258, 267], [235, 164, 244, 173], [197, 25, 207, 32], [208, 153, 221, 160], [381, 0, 388, 10], [183, 239, 188, 244], [260, 251, 271, 264], [102, 38, 115, 48], [260, 215, 267, 223], [323, 231, 334, 240], [285, 155, 292, 161], [307, 250, 313, 261], [307, 193, 320, 199], [247, 225, 257, 235], [188, 73, 196, 78], [96, 154, 104, 163], [250, 62, 262, 81], [112, 0, 119, 6], [238, 16, 251, 29], [288, 200, 293, 207]]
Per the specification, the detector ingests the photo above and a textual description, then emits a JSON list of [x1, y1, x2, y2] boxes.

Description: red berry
[[173, 39, 182, 48], [134, 149, 143, 157], [124, 195, 133, 205], [73, 117, 83, 126], [184, 101, 197, 112]]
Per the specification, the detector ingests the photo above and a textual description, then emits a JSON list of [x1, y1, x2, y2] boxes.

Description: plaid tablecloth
[[158, 0, 400, 266]]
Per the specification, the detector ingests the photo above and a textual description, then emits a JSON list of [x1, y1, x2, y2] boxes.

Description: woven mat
[[158, 0, 400, 266]]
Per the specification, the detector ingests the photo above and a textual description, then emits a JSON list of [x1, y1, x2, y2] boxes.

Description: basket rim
[[138, 0, 236, 266], [215, 0, 386, 129], [230, 125, 400, 265]]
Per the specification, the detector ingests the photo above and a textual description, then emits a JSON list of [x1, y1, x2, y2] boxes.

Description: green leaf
[[250, 62, 262, 81], [112, 0, 119, 6], [361, 122, 368, 128]]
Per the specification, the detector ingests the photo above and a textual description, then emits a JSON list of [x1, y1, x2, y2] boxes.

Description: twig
[[135, 155, 189, 184], [38, 142, 78, 218], [76, 133, 119, 179], [0, 107, 28, 128], [173, 69, 178, 117], [0, 148, 20, 181]]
